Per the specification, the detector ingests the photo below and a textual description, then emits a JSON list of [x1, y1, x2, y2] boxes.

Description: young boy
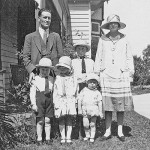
[[30, 58, 54, 145], [77, 73, 103, 143], [72, 40, 94, 139]]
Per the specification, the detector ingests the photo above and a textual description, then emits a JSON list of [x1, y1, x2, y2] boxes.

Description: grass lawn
[[12, 111, 150, 150], [12, 87, 150, 150]]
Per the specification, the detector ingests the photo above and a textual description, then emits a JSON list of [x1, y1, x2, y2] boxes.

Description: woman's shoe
[[99, 134, 112, 141], [117, 135, 125, 142]]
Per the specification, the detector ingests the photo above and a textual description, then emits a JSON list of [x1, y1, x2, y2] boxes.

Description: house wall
[[68, 3, 91, 57], [0, 0, 35, 94], [1, 0, 19, 90], [35, 0, 72, 46]]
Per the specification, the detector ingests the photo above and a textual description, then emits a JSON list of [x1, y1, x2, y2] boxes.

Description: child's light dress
[[77, 87, 103, 117], [53, 75, 78, 118]]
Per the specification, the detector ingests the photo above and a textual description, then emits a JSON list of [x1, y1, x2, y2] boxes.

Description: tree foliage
[[133, 45, 150, 87]]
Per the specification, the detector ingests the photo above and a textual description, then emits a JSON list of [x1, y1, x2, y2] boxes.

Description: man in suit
[[23, 8, 63, 83]]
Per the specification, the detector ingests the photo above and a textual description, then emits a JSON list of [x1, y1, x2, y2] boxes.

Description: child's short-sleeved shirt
[[30, 75, 54, 105], [77, 87, 102, 117], [72, 58, 94, 83]]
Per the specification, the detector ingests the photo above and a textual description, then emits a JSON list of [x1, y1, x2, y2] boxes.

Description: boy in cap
[[72, 40, 94, 139], [30, 58, 54, 145], [77, 73, 103, 143]]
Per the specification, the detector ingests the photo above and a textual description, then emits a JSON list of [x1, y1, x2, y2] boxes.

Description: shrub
[[0, 97, 19, 149]]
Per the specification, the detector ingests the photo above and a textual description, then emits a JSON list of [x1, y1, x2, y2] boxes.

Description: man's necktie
[[43, 31, 47, 44], [45, 76, 49, 94], [81, 56, 86, 73]]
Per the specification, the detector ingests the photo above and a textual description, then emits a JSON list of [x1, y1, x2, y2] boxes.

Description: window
[[92, 22, 100, 34]]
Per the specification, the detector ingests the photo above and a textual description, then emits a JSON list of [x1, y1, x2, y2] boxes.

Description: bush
[[0, 98, 19, 149], [6, 77, 31, 113]]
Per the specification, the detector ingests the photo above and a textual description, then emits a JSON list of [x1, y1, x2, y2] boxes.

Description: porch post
[[0, 0, 2, 69]]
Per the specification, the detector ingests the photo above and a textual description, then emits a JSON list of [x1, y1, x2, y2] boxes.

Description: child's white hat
[[36, 58, 54, 68], [56, 56, 72, 70], [73, 40, 90, 52], [86, 73, 99, 82]]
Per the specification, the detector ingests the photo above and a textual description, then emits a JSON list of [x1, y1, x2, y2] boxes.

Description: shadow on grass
[[111, 121, 132, 137], [96, 119, 132, 139], [71, 117, 132, 140]]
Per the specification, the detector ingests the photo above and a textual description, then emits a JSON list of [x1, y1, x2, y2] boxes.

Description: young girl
[[53, 56, 78, 144], [30, 58, 54, 145], [77, 73, 103, 143]]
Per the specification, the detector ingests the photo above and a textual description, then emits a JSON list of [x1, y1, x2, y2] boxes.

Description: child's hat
[[36, 58, 54, 68], [73, 40, 90, 52], [56, 56, 72, 70], [86, 73, 99, 82]]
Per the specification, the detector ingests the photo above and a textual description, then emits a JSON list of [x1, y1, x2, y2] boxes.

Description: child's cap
[[86, 73, 99, 82], [56, 56, 72, 70], [36, 58, 54, 68], [73, 40, 90, 52]]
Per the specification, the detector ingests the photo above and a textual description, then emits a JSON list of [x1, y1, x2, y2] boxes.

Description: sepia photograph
[[0, 0, 150, 149]]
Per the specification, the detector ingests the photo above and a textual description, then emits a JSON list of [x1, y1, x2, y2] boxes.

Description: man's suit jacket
[[23, 30, 63, 73]]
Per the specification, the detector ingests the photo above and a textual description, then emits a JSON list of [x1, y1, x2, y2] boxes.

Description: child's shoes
[[60, 139, 66, 145], [66, 139, 72, 145], [45, 139, 53, 145], [89, 138, 95, 144], [37, 140, 43, 146], [83, 137, 90, 141]]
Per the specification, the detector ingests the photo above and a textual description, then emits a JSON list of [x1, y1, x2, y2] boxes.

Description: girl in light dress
[[53, 56, 78, 144], [77, 73, 103, 143]]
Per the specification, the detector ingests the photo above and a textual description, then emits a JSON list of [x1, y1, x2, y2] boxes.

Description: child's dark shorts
[[36, 91, 54, 118]]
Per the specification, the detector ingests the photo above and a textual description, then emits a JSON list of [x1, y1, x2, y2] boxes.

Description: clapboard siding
[[1, 0, 19, 94], [69, 3, 91, 46], [70, 14, 89, 18], [0, 0, 36, 102], [1, 44, 17, 54], [71, 18, 89, 23]]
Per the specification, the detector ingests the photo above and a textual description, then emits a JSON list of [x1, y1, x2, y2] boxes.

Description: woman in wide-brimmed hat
[[94, 14, 134, 142]]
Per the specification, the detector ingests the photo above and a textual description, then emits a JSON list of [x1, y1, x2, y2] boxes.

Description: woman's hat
[[36, 58, 54, 68], [56, 56, 72, 70], [73, 40, 90, 52], [86, 73, 99, 82], [101, 14, 126, 30]]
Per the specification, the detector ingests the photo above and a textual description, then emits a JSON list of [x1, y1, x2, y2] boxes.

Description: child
[[72, 40, 94, 139], [53, 56, 78, 144], [30, 58, 54, 146], [72, 40, 94, 92], [77, 73, 103, 143]]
